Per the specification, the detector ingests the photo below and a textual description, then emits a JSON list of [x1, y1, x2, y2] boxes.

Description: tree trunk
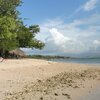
[[0, 49, 9, 58]]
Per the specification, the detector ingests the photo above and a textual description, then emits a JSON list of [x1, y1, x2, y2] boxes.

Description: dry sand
[[0, 59, 100, 100]]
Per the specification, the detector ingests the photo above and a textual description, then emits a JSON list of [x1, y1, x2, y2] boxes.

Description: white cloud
[[48, 28, 85, 53], [94, 40, 100, 45], [49, 28, 71, 46], [93, 40, 100, 50], [66, 0, 98, 20], [83, 0, 98, 11], [27, 13, 100, 56]]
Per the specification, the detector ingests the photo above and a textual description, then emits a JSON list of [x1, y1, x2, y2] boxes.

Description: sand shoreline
[[0, 59, 100, 100]]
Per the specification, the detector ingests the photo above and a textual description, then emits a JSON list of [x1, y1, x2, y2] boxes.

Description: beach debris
[[4, 68, 100, 100], [62, 93, 71, 99], [73, 85, 79, 88], [40, 97, 43, 100], [54, 93, 58, 96]]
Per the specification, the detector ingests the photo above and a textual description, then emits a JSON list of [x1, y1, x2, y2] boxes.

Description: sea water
[[49, 58, 100, 65]]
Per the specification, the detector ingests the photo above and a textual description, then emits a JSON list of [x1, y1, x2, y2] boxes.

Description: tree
[[0, 0, 21, 18], [16, 24, 45, 49], [0, 0, 45, 58]]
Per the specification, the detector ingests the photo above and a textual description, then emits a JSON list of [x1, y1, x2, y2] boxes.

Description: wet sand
[[0, 59, 100, 100], [77, 87, 100, 100]]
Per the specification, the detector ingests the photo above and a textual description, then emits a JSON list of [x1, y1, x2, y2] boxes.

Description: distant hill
[[26, 55, 71, 59]]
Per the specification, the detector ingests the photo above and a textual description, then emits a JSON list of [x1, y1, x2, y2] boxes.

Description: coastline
[[48, 58, 100, 65], [0, 59, 100, 100]]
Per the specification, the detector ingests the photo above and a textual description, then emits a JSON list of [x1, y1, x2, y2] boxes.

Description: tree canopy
[[0, 0, 45, 57]]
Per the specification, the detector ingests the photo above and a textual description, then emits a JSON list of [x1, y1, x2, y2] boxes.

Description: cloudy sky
[[19, 0, 100, 57]]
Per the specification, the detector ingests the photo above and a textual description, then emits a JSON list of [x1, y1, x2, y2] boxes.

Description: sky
[[18, 0, 100, 57]]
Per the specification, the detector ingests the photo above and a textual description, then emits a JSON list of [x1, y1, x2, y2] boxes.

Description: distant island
[[26, 55, 100, 60], [26, 55, 71, 59]]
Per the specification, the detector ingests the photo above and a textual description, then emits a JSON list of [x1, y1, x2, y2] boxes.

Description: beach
[[0, 59, 100, 100]]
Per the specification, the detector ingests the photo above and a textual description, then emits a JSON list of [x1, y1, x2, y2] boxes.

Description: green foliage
[[26, 55, 71, 59], [29, 25, 40, 34], [29, 39, 45, 50], [0, 0, 21, 18], [0, 16, 18, 50], [16, 24, 45, 49], [0, 0, 45, 57]]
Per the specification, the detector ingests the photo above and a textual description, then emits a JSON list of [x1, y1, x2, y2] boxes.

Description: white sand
[[0, 59, 100, 100]]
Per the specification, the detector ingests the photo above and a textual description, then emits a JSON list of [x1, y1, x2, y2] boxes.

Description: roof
[[9, 48, 25, 56]]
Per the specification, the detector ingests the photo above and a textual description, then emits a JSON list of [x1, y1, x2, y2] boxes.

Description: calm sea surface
[[49, 58, 100, 65]]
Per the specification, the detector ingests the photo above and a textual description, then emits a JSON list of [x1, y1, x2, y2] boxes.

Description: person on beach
[[0, 57, 4, 62]]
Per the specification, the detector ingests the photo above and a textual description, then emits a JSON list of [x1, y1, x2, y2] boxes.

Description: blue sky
[[19, 0, 100, 57]]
